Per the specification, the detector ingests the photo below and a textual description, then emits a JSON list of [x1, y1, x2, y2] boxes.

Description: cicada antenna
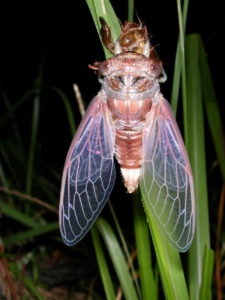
[[117, 17, 123, 28], [135, 12, 145, 27]]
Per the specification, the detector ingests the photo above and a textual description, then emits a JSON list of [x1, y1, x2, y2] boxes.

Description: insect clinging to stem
[[59, 17, 195, 252]]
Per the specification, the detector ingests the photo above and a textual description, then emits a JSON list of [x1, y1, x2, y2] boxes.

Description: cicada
[[59, 18, 195, 252]]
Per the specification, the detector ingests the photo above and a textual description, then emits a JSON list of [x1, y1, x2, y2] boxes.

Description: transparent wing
[[140, 93, 195, 252], [59, 94, 116, 246]]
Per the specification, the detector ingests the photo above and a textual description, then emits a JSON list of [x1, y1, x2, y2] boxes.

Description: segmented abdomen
[[115, 129, 142, 169], [107, 97, 152, 192]]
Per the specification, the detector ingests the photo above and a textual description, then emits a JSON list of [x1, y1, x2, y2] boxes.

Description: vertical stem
[[186, 34, 210, 300], [128, 0, 134, 22], [26, 90, 40, 196], [108, 201, 142, 299], [170, 0, 189, 116], [176, 0, 188, 144], [215, 184, 225, 300]]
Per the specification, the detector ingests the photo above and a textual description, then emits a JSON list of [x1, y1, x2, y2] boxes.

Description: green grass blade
[[176, 0, 188, 141], [91, 228, 116, 300], [0, 162, 14, 204], [1, 87, 24, 151], [185, 34, 210, 300], [170, 47, 181, 116], [35, 176, 58, 205], [0, 147, 21, 189], [133, 194, 157, 300], [86, 0, 121, 58], [108, 201, 142, 298], [199, 247, 214, 300], [4, 222, 59, 247], [171, 0, 189, 116], [24, 276, 44, 300], [199, 41, 225, 181], [0, 202, 39, 228], [26, 83, 41, 196], [128, 0, 134, 22], [0, 88, 35, 129], [26, 44, 45, 197], [96, 217, 138, 300], [140, 194, 189, 300]]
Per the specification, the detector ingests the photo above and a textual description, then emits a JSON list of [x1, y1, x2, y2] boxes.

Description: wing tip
[[61, 235, 82, 247]]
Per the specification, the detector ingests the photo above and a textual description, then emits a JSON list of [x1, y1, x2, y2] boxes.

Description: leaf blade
[[96, 217, 139, 300]]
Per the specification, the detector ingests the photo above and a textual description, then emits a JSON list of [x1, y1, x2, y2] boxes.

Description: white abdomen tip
[[121, 168, 140, 193]]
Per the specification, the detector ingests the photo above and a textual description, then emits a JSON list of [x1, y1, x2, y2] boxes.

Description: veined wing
[[140, 92, 195, 252], [59, 93, 116, 246]]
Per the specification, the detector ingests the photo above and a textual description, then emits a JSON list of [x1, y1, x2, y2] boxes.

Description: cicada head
[[98, 52, 162, 98]]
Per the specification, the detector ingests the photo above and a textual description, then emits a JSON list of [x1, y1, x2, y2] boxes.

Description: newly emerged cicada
[[59, 18, 195, 252]]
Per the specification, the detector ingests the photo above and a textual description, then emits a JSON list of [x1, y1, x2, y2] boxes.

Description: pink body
[[100, 51, 161, 192], [59, 20, 195, 251]]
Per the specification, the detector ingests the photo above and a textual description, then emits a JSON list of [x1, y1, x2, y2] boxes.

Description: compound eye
[[150, 62, 162, 77]]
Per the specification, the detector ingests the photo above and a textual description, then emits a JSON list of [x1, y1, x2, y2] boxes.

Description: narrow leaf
[[4, 222, 59, 247], [86, 0, 121, 58], [24, 277, 44, 300], [26, 83, 41, 196], [171, 0, 189, 116], [133, 194, 157, 300], [185, 34, 210, 300], [199, 41, 225, 181], [0, 202, 39, 229], [128, 0, 134, 22], [96, 217, 138, 300], [199, 246, 214, 300], [91, 228, 116, 300], [140, 195, 189, 300]]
